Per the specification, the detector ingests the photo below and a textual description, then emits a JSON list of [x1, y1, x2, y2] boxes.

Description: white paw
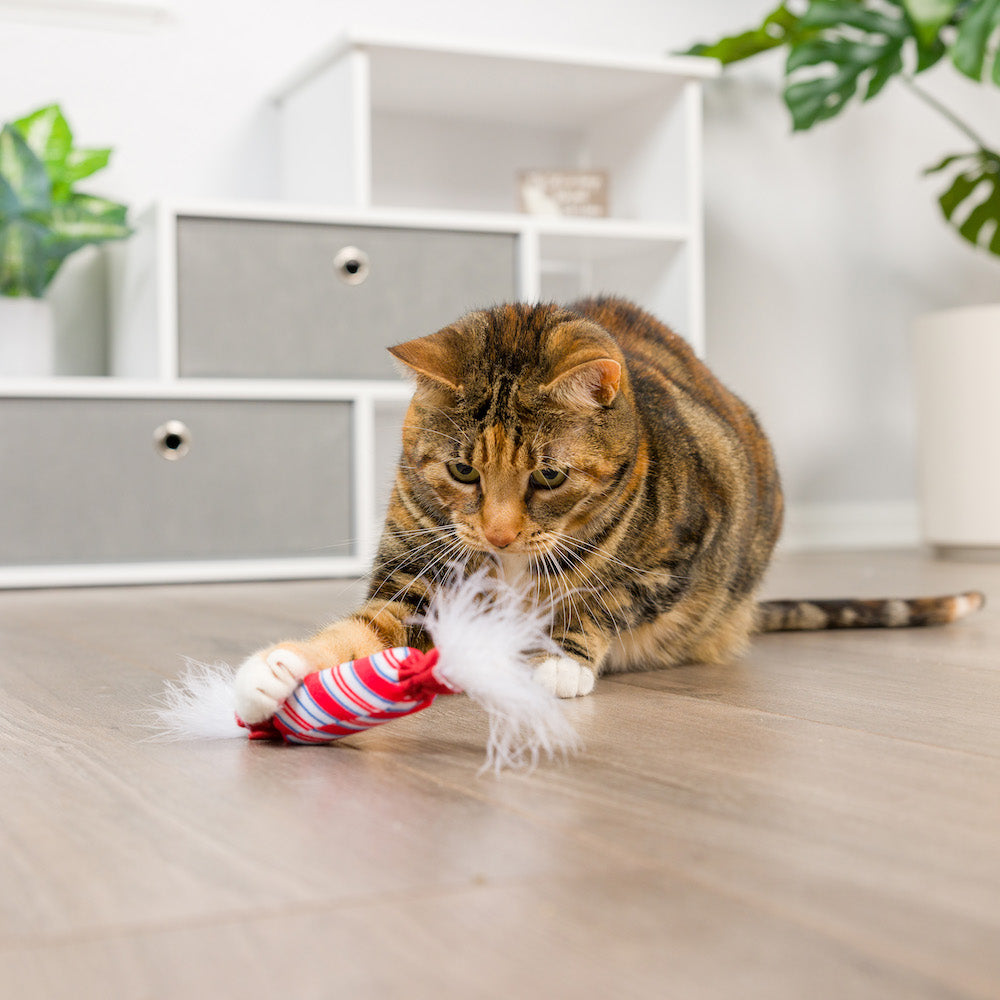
[[533, 657, 595, 699], [233, 647, 310, 724]]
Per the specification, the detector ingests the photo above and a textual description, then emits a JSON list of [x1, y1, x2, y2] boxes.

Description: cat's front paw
[[533, 657, 596, 699], [233, 646, 313, 724]]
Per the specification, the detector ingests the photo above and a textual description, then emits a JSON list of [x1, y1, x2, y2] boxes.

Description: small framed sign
[[518, 170, 609, 218]]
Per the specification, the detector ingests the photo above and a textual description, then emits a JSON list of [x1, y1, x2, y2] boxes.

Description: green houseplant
[[0, 104, 130, 296], [0, 104, 130, 375], [687, 1, 1000, 553], [684, 0, 1000, 257]]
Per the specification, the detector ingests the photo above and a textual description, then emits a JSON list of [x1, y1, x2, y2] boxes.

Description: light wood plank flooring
[[1, 549, 998, 999]]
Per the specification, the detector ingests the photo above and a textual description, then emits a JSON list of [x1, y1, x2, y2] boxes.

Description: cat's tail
[[755, 591, 985, 632]]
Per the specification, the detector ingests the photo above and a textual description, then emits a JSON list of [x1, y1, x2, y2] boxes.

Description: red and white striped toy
[[238, 647, 453, 744], [153, 567, 579, 772]]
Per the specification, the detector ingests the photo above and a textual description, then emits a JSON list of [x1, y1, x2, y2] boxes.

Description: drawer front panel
[[176, 218, 518, 379], [0, 398, 353, 566]]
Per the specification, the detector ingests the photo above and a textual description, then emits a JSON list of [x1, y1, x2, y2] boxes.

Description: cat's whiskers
[[545, 534, 629, 647], [385, 538, 469, 611], [546, 551, 597, 661], [529, 546, 596, 652], [367, 527, 467, 605], [547, 528, 648, 576], [388, 523, 457, 542], [383, 535, 471, 611]]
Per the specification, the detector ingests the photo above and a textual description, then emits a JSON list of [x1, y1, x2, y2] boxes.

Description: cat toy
[[153, 567, 580, 772]]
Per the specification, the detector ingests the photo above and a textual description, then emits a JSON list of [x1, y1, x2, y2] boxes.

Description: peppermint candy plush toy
[[153, 567, 579, 772]]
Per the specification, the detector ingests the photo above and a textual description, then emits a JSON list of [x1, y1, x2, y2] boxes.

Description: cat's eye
[[446, 460, 481, 484], [530, 466, 568, 489]]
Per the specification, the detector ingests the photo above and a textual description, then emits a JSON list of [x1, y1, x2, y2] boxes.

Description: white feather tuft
[[148, 658, 244, 741], [149, 567, 580, 771], [417, 564, 581, 773]]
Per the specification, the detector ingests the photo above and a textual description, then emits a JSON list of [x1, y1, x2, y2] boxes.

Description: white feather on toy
[[150, 658, 244, 741], [416, 564, 580, 773], [151, 565, 580, 772]]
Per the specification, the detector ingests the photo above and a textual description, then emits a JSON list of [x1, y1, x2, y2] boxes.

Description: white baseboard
[[778, 501, 921, 552]]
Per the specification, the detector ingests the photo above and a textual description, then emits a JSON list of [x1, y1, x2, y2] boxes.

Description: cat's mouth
[[456, 524, 555, 557]]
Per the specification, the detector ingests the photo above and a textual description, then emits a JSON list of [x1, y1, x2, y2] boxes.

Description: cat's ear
[[388, 327, 466, 394], [542, 358, 621, 409]]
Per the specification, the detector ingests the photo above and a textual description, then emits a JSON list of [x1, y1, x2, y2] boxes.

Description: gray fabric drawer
[[0, 397, 353, 565], [175, 217, 517, 379]]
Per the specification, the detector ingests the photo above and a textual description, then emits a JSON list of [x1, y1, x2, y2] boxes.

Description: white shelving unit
[[110, 200, 696, 379], [0, 32, 717, 589], [275, 30, 717, 352]]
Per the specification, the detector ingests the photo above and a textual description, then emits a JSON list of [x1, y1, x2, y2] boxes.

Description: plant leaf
[[785, 37, 906, 128], [680, 3, 816, 63], [902, 0, 961, 47], [782, 1, 913, 131], [0, 104, 129, 294], [0, 125, 51, 214], [866, 44, 907, 98], [0, 173, 20, 219], [915, 34, 948, 72], [11, 107, 115, 204], [799, 1, 907, 34], [951, 0, 1000, 82], [12, 104, 72, 176], [63, 147, 111, 185], [0, 217, 48, 297], [67, 192, 128, 224], [42, 202, 131, 243], [930, 149, 1000, 253], [924, 151, 977, 173]]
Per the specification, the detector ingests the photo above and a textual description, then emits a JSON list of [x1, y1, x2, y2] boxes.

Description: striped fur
[[361, 296, 784, 675], [757, 592, 985, 631], [241, 297, 982, 709]]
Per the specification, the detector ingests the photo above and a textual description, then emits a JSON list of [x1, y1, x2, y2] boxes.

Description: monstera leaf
[[902, 0, 961, 47], [783, 1, 921, 130], [684, 1, 946, 131], [681, 0, 1000, 259], [926, 149, 1000, 253], [683, 4, 817, 63], [951, 0, 1000, 83]]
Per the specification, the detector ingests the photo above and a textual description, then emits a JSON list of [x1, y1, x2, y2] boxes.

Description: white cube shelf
[[274, 31, 717, 352], [1, 34, 717, 589], [111, 201, 701, 376]]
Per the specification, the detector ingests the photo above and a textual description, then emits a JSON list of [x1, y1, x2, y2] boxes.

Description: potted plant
[[0, 104, 131, 376], [685, 0, 1000, 554]]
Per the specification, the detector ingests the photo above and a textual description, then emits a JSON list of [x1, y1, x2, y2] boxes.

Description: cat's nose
[[484, 525, 520, 549]]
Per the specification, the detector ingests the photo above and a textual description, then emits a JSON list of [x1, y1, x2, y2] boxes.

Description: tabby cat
[[234, 297, 983, 720]]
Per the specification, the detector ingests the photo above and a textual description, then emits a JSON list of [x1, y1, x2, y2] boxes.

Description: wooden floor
[[1, 549, 999, 999]]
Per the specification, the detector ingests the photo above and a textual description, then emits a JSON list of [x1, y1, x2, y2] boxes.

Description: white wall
[[3, 0, 998, 547], [700, 41, 999, 547]]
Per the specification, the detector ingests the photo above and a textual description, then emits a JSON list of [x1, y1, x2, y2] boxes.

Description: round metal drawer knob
[[333, 245, 370, 285], [154, 420, 192, 460]]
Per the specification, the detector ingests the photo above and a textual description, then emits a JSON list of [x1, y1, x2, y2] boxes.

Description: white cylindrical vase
[[0, 297, 55, 377], [913, 303, 1000, 557]]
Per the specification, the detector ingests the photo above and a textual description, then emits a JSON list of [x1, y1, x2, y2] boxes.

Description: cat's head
[[389, 304, 639, 558]]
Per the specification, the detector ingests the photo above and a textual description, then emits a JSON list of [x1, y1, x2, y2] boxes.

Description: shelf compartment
[[275, 30, 715, 224]]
